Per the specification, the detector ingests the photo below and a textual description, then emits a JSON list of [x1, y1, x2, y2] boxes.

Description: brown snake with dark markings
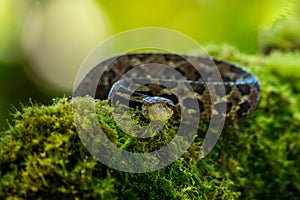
[[74, 53, 261, 122]]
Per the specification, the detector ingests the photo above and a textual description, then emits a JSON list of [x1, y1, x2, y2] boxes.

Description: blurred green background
[[0, 0, 299, 128]]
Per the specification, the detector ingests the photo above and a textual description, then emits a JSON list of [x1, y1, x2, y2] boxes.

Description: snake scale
[[74, 53, 261, 122]]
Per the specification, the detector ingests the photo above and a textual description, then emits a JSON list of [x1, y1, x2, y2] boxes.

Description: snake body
[[74, 53, 260, 121]]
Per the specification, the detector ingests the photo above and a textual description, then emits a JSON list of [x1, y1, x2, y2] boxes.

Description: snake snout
[[142, 97, 174, 121]]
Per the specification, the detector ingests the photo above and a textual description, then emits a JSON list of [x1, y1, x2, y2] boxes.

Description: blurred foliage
[[1, 46, 300, 199], [97, 0, 295, 52], [0, 63, 55, 131], [0, 0, 22, 63], [259, 0, 300, 54]]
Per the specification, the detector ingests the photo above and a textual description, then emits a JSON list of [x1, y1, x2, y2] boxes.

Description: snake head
[[142, 97, 174, 121]]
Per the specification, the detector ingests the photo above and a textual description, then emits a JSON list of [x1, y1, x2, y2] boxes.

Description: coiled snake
[[74, 53, 260, 122]]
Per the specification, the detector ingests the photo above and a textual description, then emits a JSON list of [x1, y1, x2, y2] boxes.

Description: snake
[[73, 53, 261, 122]]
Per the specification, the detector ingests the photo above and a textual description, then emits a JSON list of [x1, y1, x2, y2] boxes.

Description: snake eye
[[142, 97, 174, 121]]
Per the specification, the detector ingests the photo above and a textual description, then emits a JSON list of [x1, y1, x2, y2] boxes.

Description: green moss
[[1, 46, 300, 199]]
